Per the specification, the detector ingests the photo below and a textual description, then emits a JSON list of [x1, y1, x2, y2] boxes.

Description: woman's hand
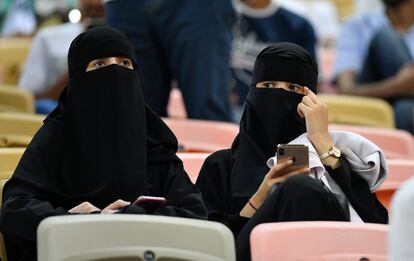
[[239, 159, 310, 218], [297, 87, 334, 155], [253, 159, 310, 204], [69, 202, 101, 214], [101, 199, 131, 214]]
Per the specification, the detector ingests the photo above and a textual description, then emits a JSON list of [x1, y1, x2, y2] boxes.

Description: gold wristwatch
[[320, 145, 342, 169], [320, 145, 341, 161]]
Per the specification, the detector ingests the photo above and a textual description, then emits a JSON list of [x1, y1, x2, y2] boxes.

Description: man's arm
[[36, 73, 68, 100], [337, 64, 414, 98]]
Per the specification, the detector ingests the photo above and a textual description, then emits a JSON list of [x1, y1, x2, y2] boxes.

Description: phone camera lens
[[279, 148, 284, 155]]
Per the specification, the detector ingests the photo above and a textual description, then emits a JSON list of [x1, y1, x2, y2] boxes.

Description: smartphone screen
[[133, 196, 167, 214]]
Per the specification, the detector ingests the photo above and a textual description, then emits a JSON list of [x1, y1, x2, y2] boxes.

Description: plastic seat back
[[0, 38, 31, 85], [0, 112, 44, 147], [320, 95, 395, 129], [178, 153, 210, 183], [0, 86, 35, 114], [329, 124, 414, 159], [38, 215, 235, 261], [376, 159, 414, 210], [250, 221, 388, 261], [0, 148, 25, 174], [163, 118, 238, 153]]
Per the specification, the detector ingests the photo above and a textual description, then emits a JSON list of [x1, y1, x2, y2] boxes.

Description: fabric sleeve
[[327, 157, 388, 224], [195, 150, 249, 236], [0, 196, 70, 242], [0, 121, 70, 243]]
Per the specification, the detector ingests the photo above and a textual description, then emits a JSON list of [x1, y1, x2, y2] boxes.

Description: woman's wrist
[[309, 133, 334, 156], [251, 192, 266, 209]]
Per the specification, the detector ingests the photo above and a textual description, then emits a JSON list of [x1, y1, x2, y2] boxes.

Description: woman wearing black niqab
[[0, 26, 206, 260], [195, 43, 388, 261]]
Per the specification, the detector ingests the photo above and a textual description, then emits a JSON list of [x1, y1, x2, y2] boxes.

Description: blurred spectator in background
[[334, 0, 414, 134], [34, 0, 78, 29], [354, 0, 382, 16], [231, 0, 317, 107], [279, 0, 340, 46], [18, 0, 104, 114], [0, 0, 36, 37], [105, 0, 236, 122]]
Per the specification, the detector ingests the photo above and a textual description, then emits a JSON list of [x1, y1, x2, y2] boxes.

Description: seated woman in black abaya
[[195, 43, 388, 261], [0, 26, 206, 260]]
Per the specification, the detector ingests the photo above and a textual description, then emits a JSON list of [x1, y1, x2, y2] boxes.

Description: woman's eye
[[264, 82, 275, 88], [288, 84, 300, 91], [121, 60, 131, 67], [94, 60, 105, 68]]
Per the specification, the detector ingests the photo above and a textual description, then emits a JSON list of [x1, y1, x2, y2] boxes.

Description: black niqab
[[231, 43, 319, 198]]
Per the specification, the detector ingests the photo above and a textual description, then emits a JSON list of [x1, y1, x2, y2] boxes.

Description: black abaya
[[195, 43, 387, 261], [0, 27, 206, 261]]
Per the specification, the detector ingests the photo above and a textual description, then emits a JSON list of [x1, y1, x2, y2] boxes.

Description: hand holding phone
[[277, 144, 309, 174], [133, 196, 167, 214]]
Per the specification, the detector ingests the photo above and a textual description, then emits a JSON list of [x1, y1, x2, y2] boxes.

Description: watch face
[[330, 146, 341, 158]]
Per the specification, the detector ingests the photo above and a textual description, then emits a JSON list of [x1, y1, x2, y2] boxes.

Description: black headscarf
[[231, 43, 318, 198], [3, 26, 179, 210]]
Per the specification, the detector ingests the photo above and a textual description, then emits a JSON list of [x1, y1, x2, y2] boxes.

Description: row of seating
[[1, 111, 412, 156], [36, 217, 389, 261]]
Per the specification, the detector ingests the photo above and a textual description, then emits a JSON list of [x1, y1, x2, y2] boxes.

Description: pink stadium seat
[[250, 222, 388, 261], [329, 124, 414, 159], [178, 153, 210, 183], [296, 255, 387, 261], [376, 159, 414, 210], [163, 118, 238, 153]]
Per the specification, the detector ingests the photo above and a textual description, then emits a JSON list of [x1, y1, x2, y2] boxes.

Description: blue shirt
[[231, 3, 316, 103], [334, 9, 414, 78]]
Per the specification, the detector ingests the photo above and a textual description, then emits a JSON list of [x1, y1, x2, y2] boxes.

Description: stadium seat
[[376, 159, 414, 210], [250, 221, 388, 261], [0, 86, 35, 114], [320, 95, 395, 129], [163, 118, 238, 152], [0, 38, 31, 85], [329, 124, 414, 159], [178, 153, 210, 183], [38, 215, 235, 261], [0, 112, 44, 147], [0, 148, 25, 174]]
